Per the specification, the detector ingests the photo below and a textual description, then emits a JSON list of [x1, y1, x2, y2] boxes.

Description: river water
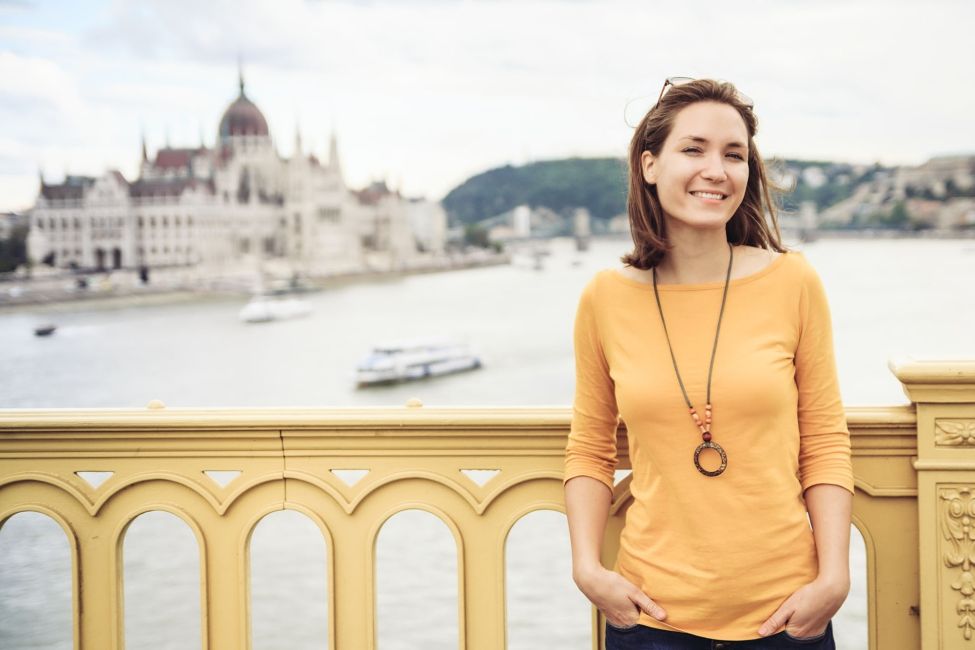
[[2, 235, 974, 649]]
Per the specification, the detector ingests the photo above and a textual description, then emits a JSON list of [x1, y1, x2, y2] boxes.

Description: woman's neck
[[654, 227, 732, 285]]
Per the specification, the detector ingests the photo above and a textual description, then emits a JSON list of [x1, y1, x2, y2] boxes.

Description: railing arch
[[1, 360, 974, 649]]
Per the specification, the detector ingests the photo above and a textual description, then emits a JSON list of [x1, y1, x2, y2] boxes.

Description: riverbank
[[0, 251, 511, 313]]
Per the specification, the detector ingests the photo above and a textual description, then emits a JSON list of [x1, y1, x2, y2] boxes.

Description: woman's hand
[[574, 565, 667, 628], [757, 576, 850, 637]]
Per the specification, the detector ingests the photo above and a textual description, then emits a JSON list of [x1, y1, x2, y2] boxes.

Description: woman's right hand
[[574, 565, 667, 628]]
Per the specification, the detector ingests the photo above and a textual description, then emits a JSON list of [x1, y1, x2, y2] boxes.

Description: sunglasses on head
[[655, 77, 755, 110]]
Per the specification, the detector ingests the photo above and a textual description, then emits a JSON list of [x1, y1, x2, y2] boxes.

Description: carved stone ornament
[[935, 419, 975, 446], [940, 486, 975, 640]]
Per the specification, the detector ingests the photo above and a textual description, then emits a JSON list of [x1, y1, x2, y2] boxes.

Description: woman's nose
[[700, 155, 728, 181]]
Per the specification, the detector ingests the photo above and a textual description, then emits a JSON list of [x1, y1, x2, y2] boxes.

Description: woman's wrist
[[814, 571, 850, 595], [572, 561, 605, 588]]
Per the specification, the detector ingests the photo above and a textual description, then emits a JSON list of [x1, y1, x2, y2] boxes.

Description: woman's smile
[[689, 190, 728, 203]]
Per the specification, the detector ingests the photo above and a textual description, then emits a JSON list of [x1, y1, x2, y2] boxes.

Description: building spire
[[141, 131, 148, 162], [294, 119, 302, 158], [328, 128, 341, 177], [238, 56, 245, 96]]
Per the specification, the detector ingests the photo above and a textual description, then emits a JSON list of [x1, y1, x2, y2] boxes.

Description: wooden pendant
[[694, 440, 728, 477]]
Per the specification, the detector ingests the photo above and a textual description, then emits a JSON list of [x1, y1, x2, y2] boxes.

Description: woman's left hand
[[757, 576, 850, 637]]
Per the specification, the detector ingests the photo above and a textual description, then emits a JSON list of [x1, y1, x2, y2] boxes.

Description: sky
[[1, 0, 973, 212]]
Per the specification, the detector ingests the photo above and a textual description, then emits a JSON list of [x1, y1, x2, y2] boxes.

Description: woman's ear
[[641, 150, 656, 185]]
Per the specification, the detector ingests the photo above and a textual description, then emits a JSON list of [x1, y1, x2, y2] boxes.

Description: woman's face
[[641, 101, 750, 232]]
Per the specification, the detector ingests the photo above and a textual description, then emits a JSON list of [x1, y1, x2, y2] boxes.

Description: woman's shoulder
[[736, 245, 816, 278], [577, 269, 615, 299], [574, 269, 631, 313], [775, 248, 821, 280]]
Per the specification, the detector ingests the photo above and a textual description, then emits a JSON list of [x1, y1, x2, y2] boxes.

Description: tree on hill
[[442, 158, 627, 226]]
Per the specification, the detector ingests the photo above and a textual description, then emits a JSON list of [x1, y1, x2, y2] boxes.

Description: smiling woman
[[564, 78, 851, 649], [622, 79, 785, 275], [640, 103, 753, 244]]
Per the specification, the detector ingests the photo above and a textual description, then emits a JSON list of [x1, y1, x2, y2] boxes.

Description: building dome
[[218, 74, 269, 139]]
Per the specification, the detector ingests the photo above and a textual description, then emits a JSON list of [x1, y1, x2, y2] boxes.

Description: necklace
[[651, 242, 733, 477]]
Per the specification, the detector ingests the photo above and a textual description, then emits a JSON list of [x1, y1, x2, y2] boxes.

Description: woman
[[563, 78, 853, 649]]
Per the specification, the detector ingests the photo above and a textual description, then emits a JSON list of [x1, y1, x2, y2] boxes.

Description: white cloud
[[1, 0, 973, 211]]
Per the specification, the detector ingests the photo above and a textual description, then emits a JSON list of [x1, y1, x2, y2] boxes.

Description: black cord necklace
[[651, 242, 733, 477]]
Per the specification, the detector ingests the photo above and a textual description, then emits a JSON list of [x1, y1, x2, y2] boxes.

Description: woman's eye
[[682, 147, 744, 160]]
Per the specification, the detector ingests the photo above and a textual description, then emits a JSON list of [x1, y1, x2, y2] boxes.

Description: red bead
[[703, 432, 712, 442]]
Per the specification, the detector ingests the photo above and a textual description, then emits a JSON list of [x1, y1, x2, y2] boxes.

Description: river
[[2, 235, 974, 649]]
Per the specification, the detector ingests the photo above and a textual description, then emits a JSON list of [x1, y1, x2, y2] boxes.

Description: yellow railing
[[1, 359, 974, 649]]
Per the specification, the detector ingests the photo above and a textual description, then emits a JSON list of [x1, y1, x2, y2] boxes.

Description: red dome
[[218, 77, 269, 138]]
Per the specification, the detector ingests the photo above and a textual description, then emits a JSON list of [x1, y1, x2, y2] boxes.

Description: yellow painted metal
[[890, 359, 975, 650], [0, 360, 968, 649]]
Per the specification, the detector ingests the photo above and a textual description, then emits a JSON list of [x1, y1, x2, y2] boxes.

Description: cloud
[[0, 0, 973, 210]]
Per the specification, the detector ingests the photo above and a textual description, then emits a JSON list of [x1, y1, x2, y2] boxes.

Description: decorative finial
[[328, 127, 341, 177], [238, 56, 245, 96]]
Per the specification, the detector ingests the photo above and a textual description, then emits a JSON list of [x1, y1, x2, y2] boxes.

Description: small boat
[[34, 324, 57, 337], [239, 294, 312, 323], [356, 338, 482, 387]]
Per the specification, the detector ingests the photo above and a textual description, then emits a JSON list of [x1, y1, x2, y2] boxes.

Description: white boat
[[356, 338, 482, 387], [239, 294, 313, 323]]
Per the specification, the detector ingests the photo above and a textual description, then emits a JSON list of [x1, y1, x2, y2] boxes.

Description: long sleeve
[[571, 258, 854, 639], [794, 263, 854, 497], [563, 279, 620, 492]]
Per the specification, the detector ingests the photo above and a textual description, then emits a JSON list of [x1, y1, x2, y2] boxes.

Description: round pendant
[[693, 440, 727, 477]]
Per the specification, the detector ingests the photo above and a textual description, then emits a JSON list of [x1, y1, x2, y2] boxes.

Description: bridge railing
[[1, 359, 973, 649]]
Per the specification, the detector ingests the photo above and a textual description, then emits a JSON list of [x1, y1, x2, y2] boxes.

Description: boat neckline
[[608, 250, 790, 291]]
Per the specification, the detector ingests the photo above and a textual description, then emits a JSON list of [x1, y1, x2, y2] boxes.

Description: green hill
[[442, 158, 628, 226]]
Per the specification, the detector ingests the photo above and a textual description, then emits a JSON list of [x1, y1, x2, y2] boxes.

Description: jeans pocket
[[605, 619, 640, 633], [783, 619, 831, 644]]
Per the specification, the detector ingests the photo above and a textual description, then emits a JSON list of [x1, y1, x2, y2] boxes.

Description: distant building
[[896, 155, 975, 195], [1, 212, 27, 240], [26, 72, 446, 277], [405, 198, 448, 254], [512, 205, 531, 238], [801, 167, 828, 189], [607, 214, 630, 235]]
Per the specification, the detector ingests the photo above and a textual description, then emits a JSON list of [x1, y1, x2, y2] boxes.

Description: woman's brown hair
[[621, 79, 786, 270]]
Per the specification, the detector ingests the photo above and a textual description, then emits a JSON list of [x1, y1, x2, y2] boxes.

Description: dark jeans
[[605, 620, 835, 649]]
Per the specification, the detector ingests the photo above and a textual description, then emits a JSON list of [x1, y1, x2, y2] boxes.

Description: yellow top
[[564, 250, 854, 640]]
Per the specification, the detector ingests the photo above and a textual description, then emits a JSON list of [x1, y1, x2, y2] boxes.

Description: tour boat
[[34, 324, 57, 337], [238, 294, 312, 323], [355, 338, 482, 387]]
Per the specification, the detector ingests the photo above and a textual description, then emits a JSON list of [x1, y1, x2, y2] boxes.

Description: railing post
[[77, 520, 122, 650], [460, 518, 506, 650], [331, 516, 376, 650], [892, 359, 975, 650], [203, 518, 250, 650]]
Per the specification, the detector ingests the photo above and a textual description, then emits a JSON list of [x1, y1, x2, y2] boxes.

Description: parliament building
[[26, 73, 447, 279]]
